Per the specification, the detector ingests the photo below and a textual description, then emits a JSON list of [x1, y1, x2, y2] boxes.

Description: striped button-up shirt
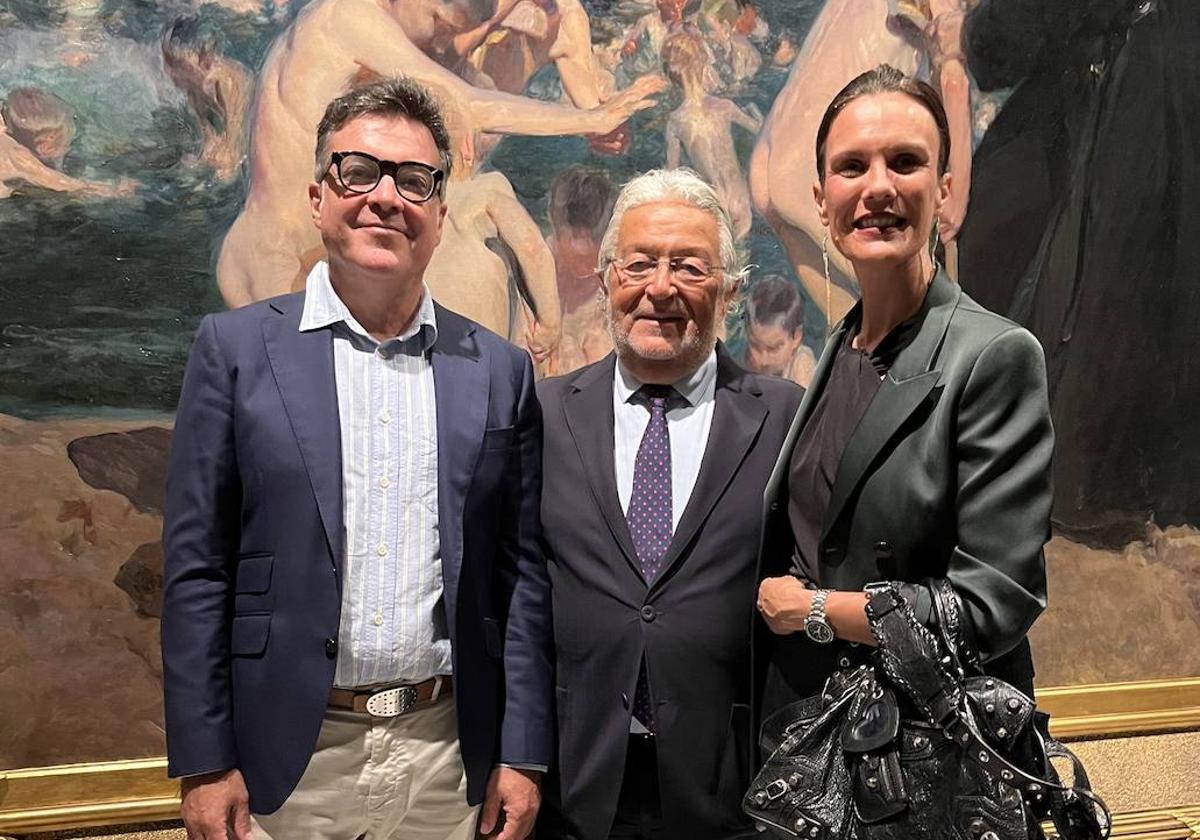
[[299, 263, 451, 688]]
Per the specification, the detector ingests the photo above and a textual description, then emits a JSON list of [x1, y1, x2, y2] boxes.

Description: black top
[[787, 291, 930, 581]]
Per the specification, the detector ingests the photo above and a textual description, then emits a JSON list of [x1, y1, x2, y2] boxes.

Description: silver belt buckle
[[364, 685, 419, 717]]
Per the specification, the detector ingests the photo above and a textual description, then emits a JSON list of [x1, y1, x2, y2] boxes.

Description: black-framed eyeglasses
[[328, 151, 444, 203], [607, 254, 723, 286]]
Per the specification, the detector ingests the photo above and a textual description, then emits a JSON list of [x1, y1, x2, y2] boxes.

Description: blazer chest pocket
[[482, 425, 515, 452], [234, 553, 274, 613], [230, 612, 271, 657]]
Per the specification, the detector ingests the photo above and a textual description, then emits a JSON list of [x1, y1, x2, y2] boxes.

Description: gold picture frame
[[2, 678, 1198, 835]]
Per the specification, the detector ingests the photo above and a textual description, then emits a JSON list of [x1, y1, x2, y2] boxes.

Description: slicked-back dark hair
[[313, 76, 452, 194], [814, 64, 950, 183]]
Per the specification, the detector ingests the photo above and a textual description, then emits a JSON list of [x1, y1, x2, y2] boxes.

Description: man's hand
[[180, 768, 252, 840], [757, 575, 813, 635], [477, 766, 542, 840]]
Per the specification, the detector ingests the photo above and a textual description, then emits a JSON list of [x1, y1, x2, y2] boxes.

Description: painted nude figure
[[216, 0, 660, 308], [662, 30, 762, 240], [0, 87, 133, 199], [749, 0, 972, 321], [544, 165, 617, 373], [421, 97, 562, 369], [460, 0, 601, 107], [161, 16, 251, 183], [454, 0, 665, 156]]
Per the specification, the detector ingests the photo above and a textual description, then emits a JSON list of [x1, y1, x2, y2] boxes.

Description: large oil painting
[[1, 0, 1197, 775]]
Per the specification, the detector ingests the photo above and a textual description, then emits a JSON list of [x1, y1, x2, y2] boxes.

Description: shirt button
[[376, 543, 388, 556], [640, 605, 656, 622], [379, 411, 391, 424], [379, 476, 391, 489], [324, 637, 338, 658], [373, 613, 383, 627]]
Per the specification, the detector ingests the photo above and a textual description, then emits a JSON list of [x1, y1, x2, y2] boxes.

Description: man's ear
[[721, 274, 742, 317], [308, 180, 323, 228]]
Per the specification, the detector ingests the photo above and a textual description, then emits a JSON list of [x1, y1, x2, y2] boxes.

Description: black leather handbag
[[744, 581, 1110, 840]]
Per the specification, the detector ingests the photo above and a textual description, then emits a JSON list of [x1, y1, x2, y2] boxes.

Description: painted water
[[0, 0, 822, 417]]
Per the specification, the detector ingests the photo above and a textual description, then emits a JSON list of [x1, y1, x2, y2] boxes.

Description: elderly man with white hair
[[535, 169, 804, 840]]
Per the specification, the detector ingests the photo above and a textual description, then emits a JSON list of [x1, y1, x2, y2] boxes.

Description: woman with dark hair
[[754, 64, 1053, 727]]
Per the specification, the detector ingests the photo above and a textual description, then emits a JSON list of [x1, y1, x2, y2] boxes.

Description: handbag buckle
[[764, 779, 789, 800]]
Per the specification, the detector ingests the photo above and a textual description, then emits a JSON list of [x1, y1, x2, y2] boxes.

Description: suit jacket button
[[640, 605, 656, 622], [873, 541, 894, 559], [324, 637, 338, 658]]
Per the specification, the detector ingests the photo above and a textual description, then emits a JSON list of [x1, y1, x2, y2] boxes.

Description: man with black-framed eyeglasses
[[536, 168, 803, 839], [162, 76, 552, 840]]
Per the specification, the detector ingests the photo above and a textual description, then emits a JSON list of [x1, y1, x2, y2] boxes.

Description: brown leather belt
[[328, 676, 452, 717]]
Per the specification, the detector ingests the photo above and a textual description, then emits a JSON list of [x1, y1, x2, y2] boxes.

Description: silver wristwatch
[[804, 589, 836, 644]]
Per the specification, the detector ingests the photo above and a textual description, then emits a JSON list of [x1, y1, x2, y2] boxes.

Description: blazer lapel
[[653, 346, 767, 589], [262, 296, 344, 574], [820, 271, 961, 541], [430, 304, 486, 621], [562, 354, 642, 579]]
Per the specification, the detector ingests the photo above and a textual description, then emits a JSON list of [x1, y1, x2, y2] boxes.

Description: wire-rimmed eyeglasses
[[327, 151, 444, 203], [607, 254, 724, 286]]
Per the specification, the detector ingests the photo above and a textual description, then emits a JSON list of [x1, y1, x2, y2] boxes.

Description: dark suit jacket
[[538, 346, 803, 840], [758, 271, 1054, 720], [160, 291, 552, 814]]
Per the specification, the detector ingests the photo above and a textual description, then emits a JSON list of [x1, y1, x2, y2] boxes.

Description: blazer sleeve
[[949, 326, 1053, 662], [494, 352, 554, 767], [160, 314, 242, 778]]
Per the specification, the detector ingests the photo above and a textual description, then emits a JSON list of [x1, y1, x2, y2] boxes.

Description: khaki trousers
[[252, 696, 479, 840]]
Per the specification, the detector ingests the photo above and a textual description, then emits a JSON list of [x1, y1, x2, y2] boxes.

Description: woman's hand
[[757, 576, 813, 635], [758, 578, 877, 645]]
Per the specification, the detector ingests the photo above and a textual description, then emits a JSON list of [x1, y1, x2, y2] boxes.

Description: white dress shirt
[[613, 350, 718, 536]]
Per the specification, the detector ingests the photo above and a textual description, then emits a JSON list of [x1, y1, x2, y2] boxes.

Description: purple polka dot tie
[[627, 385, 676, 732]]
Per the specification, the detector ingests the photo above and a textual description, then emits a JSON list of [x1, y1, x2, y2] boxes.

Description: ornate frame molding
[[1039, 677, 1200, 740], [1048, 806, 1200, 840], [2, 678, 1198, 833]]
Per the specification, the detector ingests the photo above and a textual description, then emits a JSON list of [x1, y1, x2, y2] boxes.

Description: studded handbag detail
[[744, 581, 1110, 840]]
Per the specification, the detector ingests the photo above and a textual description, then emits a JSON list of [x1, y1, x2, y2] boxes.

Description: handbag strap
[[866, 584, 1112, 840], [928, 577, 982, 675]]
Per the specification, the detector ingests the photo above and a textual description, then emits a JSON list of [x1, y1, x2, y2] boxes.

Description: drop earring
[[821, 231, 833, 337]]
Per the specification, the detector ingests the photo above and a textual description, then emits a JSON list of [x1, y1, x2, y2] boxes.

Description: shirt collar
[[298, 261, 438, 353], [614, 348, 718, 408]]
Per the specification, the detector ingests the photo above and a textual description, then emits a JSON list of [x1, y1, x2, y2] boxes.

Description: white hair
[[597, 168, 746, 293]]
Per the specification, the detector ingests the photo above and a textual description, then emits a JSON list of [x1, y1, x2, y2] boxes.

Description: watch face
[[805, 617, 836, 644]]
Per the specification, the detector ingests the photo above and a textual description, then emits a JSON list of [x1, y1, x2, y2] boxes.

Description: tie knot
[[635, 384, 678, 410]]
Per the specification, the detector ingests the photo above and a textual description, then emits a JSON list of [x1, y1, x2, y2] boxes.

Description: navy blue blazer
[[161, 291, 552, 814]]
